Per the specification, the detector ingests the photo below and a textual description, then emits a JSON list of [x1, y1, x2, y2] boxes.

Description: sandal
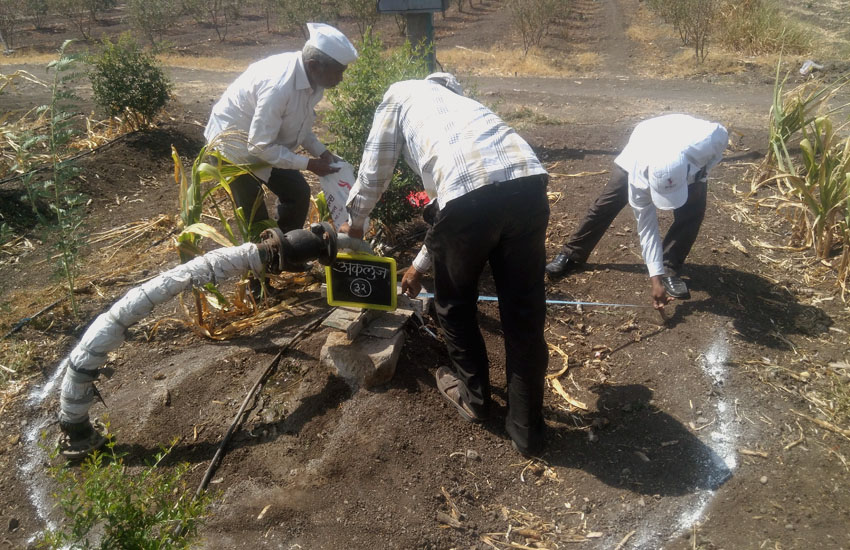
[[58, 419, 108, 460], [435, 367, 485, 423]]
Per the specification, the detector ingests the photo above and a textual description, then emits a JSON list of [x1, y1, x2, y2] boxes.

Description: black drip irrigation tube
[[172, 308, 334, 539]]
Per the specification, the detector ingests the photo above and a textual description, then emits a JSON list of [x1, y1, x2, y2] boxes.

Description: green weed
[[38, 438, 212, 550], [45, 40, 87, 317]]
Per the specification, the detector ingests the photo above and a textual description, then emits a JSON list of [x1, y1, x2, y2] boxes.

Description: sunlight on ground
[[0, 52, 251, 72], [439, 46, 600, 78], [156, 54, 251, 72]]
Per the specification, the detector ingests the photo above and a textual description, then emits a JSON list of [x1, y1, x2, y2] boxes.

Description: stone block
[[322, 307, 371, 339], [321, 329, 405, 389]]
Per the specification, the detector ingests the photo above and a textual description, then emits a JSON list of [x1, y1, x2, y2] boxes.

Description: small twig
[[614, 530, 636, 550], [739, 448, 769, 458], [791, 410, 850, 440], [784, 431, 805, 451]]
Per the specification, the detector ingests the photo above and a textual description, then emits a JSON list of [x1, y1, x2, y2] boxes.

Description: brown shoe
[[435, 367, 485, 423]]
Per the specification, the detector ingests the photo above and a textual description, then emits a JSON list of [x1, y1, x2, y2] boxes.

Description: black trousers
[[229, 168, 311, 235], [425, 174, 550, 452], [562, 165, 707, 273]]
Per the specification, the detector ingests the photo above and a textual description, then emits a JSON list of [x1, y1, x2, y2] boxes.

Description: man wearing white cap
[[340, 73, 550, 457], [545, 114, 728, 309], [204, 23, 357, 238]]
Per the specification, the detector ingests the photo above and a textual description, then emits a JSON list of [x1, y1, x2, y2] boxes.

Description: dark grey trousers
[[229, 168, 311, 235], [425, 174, 550, 453], [562, 165, 707, 273]]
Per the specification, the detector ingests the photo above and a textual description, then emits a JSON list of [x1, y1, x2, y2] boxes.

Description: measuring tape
[[416, 292, 649, 308]]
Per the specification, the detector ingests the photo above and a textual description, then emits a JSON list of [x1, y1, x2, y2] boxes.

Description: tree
[[128, 0, 178, 46]]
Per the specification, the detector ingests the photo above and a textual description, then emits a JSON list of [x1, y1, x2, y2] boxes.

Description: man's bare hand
[[307, 157, 340, 177], [650, 275, 673, 310], [401, 266, 424, 298], [319, 150, 339, 164], [338, 222, 364, 240]]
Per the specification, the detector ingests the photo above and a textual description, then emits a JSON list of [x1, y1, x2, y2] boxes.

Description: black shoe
[[545, 252, 582, 279], [661, 275, 690, 299]]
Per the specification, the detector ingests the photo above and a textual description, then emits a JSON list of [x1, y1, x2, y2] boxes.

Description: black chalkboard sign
[[325, 253, 397, 311]]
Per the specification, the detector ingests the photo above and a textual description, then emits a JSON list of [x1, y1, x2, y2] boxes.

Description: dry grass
[[439, 46, 601, 77], [626, 0, 844, 78], [784, 17, 850, 60], [499, 106, 562, 129], [0, 340, 39, 386], [0, 52, 60, 66], [0, 51, 250, 73], [155, 54, 250, 72]]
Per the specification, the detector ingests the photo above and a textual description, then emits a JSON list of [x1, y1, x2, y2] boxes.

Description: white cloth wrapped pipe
[[59, 243, 263, 425]]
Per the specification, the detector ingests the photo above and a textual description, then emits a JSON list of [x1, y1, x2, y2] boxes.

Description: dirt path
[[599, 0, 632, 77]]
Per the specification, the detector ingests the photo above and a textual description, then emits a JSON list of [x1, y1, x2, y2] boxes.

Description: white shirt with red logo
[[615, 114, 727, 277]]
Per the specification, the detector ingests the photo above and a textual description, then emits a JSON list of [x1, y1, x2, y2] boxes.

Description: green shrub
[[646, 0, 718, 62], [181, 0, 241, 41], [323, 31, 429, 228], [88, 33, 172, 129], [50, 0, 114, 40], [25, 0, 49, 30], [345, 0, 379, 39], [507, 0, 564, 56], [39, 439, 212, 550], [647, 0, 809, 60], [274, 0, 339, 37], [0, 0, 22, 51], [128, 0, 178, 46]]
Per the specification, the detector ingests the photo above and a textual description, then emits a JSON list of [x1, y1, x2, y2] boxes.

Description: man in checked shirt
[[339, 73, 550, 457]]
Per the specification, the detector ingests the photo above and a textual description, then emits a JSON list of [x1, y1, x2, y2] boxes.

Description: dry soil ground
[[2, 1, 850, 549]]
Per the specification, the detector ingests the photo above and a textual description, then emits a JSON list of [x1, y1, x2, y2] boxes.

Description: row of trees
[[507, 0, 569, 56], [0, 0, 385, 48], [646, 0, 810, 63]]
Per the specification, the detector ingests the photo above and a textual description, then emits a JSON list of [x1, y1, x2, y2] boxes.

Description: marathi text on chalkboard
[[325, 254, 397, 311]]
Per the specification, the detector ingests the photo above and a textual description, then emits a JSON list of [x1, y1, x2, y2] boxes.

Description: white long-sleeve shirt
[[204, 52, 327, 182], [616, 114, 728, 277], [346, 79, 547, 272]]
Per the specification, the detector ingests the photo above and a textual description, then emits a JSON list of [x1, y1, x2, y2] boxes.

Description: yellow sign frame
[[325, 253, 397, 311]]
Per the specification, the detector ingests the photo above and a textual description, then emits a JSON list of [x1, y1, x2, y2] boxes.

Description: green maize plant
[[172, 131, 275, 264], [312, 191, 331, 224], [756, 63, 850, 193], [840, 202, 850, 299], [172, 134, 277, 323], [776, 116, 850, 261]]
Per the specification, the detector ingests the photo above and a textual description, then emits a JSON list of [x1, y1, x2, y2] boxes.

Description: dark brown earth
[[2, 1, 850, 549]]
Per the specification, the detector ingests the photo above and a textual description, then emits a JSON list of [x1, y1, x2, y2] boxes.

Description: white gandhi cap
[[306, 23, 358, 66]]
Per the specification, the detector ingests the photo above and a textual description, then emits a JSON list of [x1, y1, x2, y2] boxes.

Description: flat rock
[[321, 330, 405, 389]]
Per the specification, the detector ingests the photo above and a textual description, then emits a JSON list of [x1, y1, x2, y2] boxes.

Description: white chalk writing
[[350, 278, 372, 298], [332, 262, 389, 280]]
